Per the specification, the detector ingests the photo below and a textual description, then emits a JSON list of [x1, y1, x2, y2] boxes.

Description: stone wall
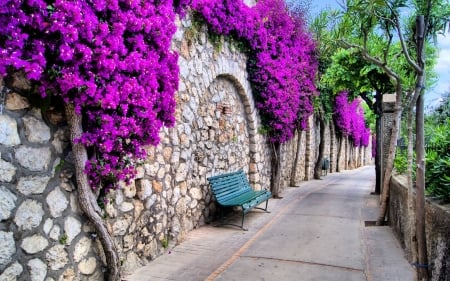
[[388, 175, 450, 281], [0, 78, 105, 280], [0, 13, 372, 281]]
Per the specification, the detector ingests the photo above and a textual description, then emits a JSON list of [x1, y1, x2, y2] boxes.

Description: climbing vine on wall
[[0, 0, 317, 193], [1, 0, 179, 192], [334, 91, 371, 147], [188, 0, 318, 143]]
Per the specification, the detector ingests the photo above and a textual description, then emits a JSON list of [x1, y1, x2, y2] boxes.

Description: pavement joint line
[[283, 213, 360, 220], [239, 255, 365, 272], [360, 176, 378, 281], [205, 177, 341, 281]]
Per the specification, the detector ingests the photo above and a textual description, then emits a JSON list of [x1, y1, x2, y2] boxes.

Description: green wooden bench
[[207, 170, 271, 230]]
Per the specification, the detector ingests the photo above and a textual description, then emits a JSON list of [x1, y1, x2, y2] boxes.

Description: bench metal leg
[[254, 200, 271, 213], [214, 207, 248, 231], [241, 212, 248, 231], [214, 200, 270, 231]]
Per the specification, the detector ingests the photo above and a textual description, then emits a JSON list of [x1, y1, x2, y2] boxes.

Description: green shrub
[[426, 152, 450, 202], [394, 151, 409, 174], [424, 119, 450, 202]]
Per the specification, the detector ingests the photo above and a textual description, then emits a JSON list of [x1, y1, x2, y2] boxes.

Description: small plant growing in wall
[[257, 126, 269, 136], [185, 11, 207, 47], [161, 236, 170, 249], [59, 233, 68, 245], [54, 159, 65, 173]]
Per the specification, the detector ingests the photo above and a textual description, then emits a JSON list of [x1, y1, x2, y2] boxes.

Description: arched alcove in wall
[[188, 72, 261, 221], [193, 73, 258, 176]]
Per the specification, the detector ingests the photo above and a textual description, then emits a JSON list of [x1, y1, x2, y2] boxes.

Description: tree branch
[[339, 39, 401, 84], [392, 11, 423, 73]]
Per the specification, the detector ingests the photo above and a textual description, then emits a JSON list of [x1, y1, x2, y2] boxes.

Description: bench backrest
[[207, 170, 252, 204]]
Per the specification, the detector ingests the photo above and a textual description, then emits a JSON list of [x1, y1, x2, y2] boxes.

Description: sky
[[308, 0, 450, 109]]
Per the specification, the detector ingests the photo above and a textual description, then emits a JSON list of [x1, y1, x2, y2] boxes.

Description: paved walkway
[[124, 166, 415, 281]]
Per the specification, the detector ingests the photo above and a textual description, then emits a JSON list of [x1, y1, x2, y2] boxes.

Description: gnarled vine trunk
[[290, 129, 303, 186], [314, 117, 326, 179], [336, 135, 342, 172], [270, 142, 282, 198], [65, 104, 120, 281], [329, 122, 335, 173]]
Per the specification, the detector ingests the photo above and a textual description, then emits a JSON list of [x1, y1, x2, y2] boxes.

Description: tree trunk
[[290, 129, 303, 186], [270, 142, 282, 198], [376, 83, 403, 226], [65, 104, 121, 281], [305, 124, 312, 179], [314, 117, 326, 179], [406, 91, 418, 270], [344, 136, 349, 170], [336, 135, 342, 172], [415, 15, 429, 281], [415, 90, 428, 281], [374, 91, 382, 194], [330, 122, 335, 173]]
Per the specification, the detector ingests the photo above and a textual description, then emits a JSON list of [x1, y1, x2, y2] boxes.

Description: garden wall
[[388, 175, 450, 281], [0, 14, 372, 281]]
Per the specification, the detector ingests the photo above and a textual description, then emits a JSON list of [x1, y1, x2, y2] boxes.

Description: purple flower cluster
[[1, 0, 178, 191], [189, 0, 318, 143], [334, 91, 371, 147], [1, 0, 317, 193]]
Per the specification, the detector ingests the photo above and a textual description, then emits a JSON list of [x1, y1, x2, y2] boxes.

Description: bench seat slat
[[220, 190, 268, 206]]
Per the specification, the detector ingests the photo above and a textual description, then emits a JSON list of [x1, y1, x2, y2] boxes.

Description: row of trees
[[307, 1, 449, 280]]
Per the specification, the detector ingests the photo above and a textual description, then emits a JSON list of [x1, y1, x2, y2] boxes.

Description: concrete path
[[124, 166, 415, 281]]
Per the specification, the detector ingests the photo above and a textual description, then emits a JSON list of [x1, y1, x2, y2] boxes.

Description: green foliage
[[395, 111, 450, 202], [258, 126, 270, 136], [333, 0, 443, 93], [426, 92, 450, 125], [310, 10, 346, 122], [426, 151, 450, 202], [314, 87, 334, 122], [59, 233, 68, 245], [424, 117, 450, 201], [394, 150, 409, 174], [362, 101, 376, 131], [161, 237, 170, 249], [208, 31, 224, 52], [321, 48, 385, 98], [54, 159, 65, 173]]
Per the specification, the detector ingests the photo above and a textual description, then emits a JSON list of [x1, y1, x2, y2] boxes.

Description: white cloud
[[425, 35, 450, 106], [436, 34, 450, 48], [429, 36, 450, 89], [433, 48, 450, 73]]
